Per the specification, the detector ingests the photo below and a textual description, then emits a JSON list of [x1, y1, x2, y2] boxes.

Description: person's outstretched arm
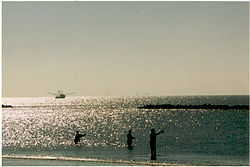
[[156, 130, 164, 136]]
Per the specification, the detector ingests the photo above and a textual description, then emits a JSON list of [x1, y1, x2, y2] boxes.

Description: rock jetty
[[2, 104, 13, 108], [138, 104, 249, 110]]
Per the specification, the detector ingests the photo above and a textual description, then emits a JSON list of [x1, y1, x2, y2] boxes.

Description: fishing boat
[[47, 90, 74, 99]]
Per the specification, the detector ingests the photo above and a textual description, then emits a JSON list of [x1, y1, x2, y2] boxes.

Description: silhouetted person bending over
[[150, 129, 164, 160], [127, 130, 135, 149], [74, 131, 86, 146]]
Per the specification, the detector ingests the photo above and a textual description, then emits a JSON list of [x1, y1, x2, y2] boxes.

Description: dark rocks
[[2, 104, 13, 108], [138, 104, 249, 110]]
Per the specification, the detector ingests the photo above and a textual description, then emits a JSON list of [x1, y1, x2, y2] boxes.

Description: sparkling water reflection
[[2, 96, 249, 165]]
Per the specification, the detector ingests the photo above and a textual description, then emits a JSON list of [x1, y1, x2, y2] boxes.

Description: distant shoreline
[[2, 104, 13, 108], [138, 104, 249, 110]]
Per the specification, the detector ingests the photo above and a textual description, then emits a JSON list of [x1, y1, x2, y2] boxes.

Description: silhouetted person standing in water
[[150, 129, 164, 160], [127, 130, 135, 149], [74, 131, 86, 146]]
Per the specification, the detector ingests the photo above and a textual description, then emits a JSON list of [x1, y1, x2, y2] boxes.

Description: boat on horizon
[[47, 90, 74, 99]]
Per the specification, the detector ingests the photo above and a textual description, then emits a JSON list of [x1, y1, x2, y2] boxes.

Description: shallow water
[[2, 96, 249, 165]]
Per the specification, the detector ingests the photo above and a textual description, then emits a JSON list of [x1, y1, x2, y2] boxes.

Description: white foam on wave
[[2, 155, 182, 166]]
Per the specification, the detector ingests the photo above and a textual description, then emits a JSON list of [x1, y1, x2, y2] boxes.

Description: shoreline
[[2, 158, 131, 166], [2, 157, 137, 166], [2, 156, 176, 166]]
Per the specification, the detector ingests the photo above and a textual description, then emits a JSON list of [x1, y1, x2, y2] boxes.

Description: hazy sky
[[2, 1, 249, 97]]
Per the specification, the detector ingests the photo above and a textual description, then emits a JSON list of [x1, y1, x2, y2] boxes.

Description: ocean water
[[2, 95, 249, 166]]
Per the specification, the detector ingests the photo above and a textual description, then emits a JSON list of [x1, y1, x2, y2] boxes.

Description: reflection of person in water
[[150, 129, 164, 160], [127, 130, 135, 149], [74, 131, 86, 146]]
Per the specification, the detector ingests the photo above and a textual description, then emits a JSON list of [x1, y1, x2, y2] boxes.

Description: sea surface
[[2, 95, 249, 166]]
